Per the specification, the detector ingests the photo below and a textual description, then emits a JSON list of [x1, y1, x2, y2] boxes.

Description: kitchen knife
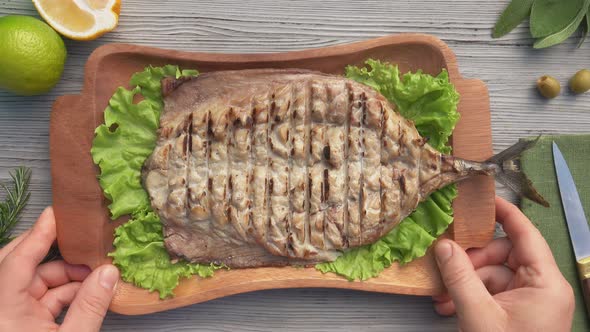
[[552, 142, 590, 317]]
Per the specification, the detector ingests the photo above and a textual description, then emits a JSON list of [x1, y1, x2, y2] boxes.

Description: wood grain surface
[[1, 0, 590, 330]]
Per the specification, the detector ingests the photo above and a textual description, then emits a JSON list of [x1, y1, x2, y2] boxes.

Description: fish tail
[[484, 136, 549, 207]]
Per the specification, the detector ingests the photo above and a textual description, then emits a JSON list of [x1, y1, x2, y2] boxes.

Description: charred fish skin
[[143, 69, 545, 269]]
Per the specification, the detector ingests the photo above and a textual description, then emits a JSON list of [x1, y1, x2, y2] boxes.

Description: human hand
[[0, 207, 119, 332], [433, 196, 574, 332]]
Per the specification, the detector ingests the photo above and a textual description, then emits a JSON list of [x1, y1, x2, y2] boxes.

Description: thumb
[[434, 240, 498, 322], [60, 264, 119, 332]]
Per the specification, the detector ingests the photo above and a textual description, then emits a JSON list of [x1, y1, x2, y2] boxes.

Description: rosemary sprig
[[0, 167, 31, 246]]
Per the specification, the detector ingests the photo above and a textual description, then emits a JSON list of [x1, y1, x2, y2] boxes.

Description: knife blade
[[552, 142, 590, 317]]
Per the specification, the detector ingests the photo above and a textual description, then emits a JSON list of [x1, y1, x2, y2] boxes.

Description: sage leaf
[[493, 0, 534, 38], [534, 0, 590, 48], [578, 12, 590, 48], [531, 0, 585, 38]]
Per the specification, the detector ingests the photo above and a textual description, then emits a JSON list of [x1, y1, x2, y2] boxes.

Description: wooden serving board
[[50, 34, 494, 315]]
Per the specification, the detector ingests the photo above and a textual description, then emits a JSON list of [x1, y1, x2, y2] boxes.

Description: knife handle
[[579, 257, 590, 317], [582, 278, 590, 317]]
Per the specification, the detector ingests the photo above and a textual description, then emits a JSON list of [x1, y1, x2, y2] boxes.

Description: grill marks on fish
[[188, 109, 209, 223], [341, 83, 353, 248], [288, 81, 309, 257], [381, 109, 402, 228], [419, 147, 442, 198], [361, 95, 384, 243], [347, 89, 364, 247], [310, 81, 328, 250], [286, 87, 295, 257], [251, 92, 270, 247], [228, 105, 252, 242], [166, 114, 190, 221], [209, 104, 229, 234], [302, 81, 314, 256], [324, 81, 348, 249], [268, 85, 292, 256], [143, 69, 465, 268]]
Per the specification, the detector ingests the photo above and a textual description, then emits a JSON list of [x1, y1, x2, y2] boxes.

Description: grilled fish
[[142, 69, 547, 268]]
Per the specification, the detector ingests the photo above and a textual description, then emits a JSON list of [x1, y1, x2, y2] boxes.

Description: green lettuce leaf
[[317, 60, 460, 280], [108, 210, 219, 299], [91, 88, 159, 219], [91, 65, 200, 219], [345, 59, 460, 152], [92, 65, 219, 298]]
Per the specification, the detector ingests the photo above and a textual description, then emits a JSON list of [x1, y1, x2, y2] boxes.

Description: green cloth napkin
[[520, 134, 590, 332]]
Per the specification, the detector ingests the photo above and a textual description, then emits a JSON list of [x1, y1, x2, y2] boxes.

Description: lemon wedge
[[32, 0, 121, 40]]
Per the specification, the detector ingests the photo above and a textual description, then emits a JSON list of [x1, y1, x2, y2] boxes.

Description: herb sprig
[[0, 167, 31, 246], [494, 0, 590, 49]]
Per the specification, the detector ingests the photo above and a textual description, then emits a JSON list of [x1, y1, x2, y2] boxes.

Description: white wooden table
[[1, 0, 589, 330]]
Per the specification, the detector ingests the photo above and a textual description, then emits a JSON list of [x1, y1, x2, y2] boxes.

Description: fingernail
[[99, 265, 119, 291], [435, 241, 453, 265], [38, 207, 53, 222]]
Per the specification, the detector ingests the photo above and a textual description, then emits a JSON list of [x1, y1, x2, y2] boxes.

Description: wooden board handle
[[51, 94, 109, 268], [51, 95, 84, 263]]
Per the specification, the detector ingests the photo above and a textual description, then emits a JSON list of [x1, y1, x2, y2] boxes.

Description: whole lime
[[0, 15, 67, 95]]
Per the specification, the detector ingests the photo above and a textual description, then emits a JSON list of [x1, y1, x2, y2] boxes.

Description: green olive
[[569, 69, 590, 94], [536, 75, 560, 99]]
